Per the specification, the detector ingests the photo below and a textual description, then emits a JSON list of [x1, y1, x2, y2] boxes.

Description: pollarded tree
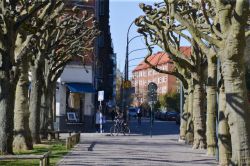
[[0, 0, 55, 154], [137, 0, 250, 163], [164, 1, 250, 164], [12, 0, 64, 150], [29, 7, 99, 139], [135, 4, 208, 149], [42, 11, 99, 135]]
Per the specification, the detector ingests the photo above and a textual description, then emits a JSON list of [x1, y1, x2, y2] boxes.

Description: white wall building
[[55, 64, 96, 132]]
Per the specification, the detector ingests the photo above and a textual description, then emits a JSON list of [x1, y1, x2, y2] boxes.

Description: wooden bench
[[66, 133, 81, 150], [47, 131, 72, 141], [0, 151, 51, 166]]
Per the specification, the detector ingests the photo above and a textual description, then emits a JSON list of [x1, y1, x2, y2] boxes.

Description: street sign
[[148, 82, 157, 92], [98, 90, 104, 101]]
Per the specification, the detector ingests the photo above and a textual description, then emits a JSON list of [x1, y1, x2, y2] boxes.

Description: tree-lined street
[[0, 0, 250, 165]]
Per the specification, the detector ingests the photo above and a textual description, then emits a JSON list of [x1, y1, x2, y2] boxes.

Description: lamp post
[[123, 21, 154, 122], [128, 56, 145, 62], [122, 21, 134, 122], [125, 21, 136, 81]]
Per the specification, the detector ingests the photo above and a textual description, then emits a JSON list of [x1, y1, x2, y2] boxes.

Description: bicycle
[[110, 118, 130, 136]]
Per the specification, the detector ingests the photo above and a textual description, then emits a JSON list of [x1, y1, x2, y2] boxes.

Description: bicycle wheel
[[123, 126, 130, 136], [110, 126, 118, 136]]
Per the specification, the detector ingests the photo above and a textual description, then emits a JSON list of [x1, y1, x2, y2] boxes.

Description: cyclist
[[115, 112, 123, 126], [110, 111, 130, 136]]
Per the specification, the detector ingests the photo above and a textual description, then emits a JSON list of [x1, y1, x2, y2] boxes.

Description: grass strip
[[0, 140, 69, 166]]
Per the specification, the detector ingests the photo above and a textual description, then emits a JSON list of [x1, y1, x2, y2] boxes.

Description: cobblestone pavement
[[57, 119, 217, 166]]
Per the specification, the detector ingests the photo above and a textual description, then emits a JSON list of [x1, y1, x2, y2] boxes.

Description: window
[[148, 70, 151, 76], [158, 77, 162, 83], [164, 76, 167, 82]]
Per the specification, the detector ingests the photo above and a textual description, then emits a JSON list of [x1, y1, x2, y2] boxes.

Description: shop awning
[[65, 83, 96, 93]]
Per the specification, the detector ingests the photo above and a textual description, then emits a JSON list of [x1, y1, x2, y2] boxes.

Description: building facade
[[55, 0, 115, 132], [94, 0, 115, 110], [132, 52, 178, 106]]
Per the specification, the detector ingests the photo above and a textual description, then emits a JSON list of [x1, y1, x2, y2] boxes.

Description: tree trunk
[[218, 80, 232, 166], [29, 66, 43, 144], [13, 57, 33, 151], [220, 31, 250, 165], [206, 57, 217, 156], [40, 87, 49, 139], [185, 83, 194, 144], [47, 84, 55, 132], [0, 62, 15, 154], [179, 90, 188, 141], [0, 53, 14, 154], [192, 75, 206, 149]]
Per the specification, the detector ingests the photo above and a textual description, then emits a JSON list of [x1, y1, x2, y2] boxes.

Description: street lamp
[[125, 21, 135, 81], [123, 21, 154, 121], [128, 47, 150, 55], [128, 56, 145, 62]]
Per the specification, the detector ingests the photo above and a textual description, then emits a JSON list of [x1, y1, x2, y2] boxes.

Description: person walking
[[95, 109, 103, 133], [137, 106, 142, 126]]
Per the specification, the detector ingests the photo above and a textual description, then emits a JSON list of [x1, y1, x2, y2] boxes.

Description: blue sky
[[110, 0, 161, 77]]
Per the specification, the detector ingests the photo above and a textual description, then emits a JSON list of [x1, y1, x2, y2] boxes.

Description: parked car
[[159, 111, 167, 120], [128, 108, 137, 119], [165, 111, 179, 121]]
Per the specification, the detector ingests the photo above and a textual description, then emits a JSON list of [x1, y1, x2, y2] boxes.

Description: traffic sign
[[98, 90, 104, 101], [148, 82, 157, 102], [123, 80, 131, 88]]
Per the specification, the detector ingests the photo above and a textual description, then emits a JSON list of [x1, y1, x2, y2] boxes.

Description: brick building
[[131, 47, 191, 106], [132, 52, 176, 105]]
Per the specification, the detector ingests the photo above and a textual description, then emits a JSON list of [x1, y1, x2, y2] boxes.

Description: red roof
[[132, 47, 191, 72]]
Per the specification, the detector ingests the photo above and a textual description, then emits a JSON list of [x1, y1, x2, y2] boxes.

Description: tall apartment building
[[94, 0, 115, 109], [131, 48, 191, 106]]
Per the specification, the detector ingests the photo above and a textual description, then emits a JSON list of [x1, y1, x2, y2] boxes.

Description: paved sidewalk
[[57, 120, 217, 166]]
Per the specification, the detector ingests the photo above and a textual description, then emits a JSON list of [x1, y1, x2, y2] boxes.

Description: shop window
[[66, 90, 84, 123]]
